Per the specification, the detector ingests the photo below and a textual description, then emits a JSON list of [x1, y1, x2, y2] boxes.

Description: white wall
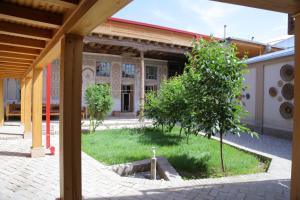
[[242, 68, 256, 125], [263, 60, 294, 132]]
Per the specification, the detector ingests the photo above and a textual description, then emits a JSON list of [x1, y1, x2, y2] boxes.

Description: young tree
[[144, 76, 189, 134], [85, 84, 112, 133], [184, 38, 254, 172]]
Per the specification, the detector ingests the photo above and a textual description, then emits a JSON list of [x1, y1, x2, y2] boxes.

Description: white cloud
[[152, 9, 176, 23], [177, 0, 240, 37]]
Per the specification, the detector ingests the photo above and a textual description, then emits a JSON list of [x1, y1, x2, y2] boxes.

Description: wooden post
[[31, 68, 44, 157], [24, 77, 32, 138], [291, 15, 300, 200], [0, 79, 4, 127], [20, 78, 25, 126], [59, 34, 83, 200], [139, 51, 145, 121]]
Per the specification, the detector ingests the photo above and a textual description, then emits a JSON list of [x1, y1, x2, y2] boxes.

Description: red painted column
[[46, 63, 51, 149]]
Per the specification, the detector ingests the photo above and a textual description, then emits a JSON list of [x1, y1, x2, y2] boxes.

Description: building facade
[[243, 48, 294, 139]]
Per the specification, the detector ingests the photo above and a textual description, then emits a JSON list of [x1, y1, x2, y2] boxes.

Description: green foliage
[[183, 38, 255, 171], [145, 76, 188, 133], [183, 38, 252, 137], [145, 38, 255, 172], [85, 84, 112, 133]]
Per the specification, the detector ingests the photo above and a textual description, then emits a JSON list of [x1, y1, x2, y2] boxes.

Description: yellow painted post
[[59, 34, 83, 200], [0, 79, 4, 126], [24, 77, 32, 138], [20, 78, 25, 125], [31, 68, 44, 157], [291, 15, 300, 200]]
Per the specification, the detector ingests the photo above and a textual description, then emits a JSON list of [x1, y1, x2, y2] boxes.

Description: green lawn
[[82, 127, 269, 179]]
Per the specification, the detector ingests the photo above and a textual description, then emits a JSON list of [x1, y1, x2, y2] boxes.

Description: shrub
[[85, 84, 112, 133]]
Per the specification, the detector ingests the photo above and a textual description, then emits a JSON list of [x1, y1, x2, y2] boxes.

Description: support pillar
[[31, 68, 44, 158], [291, 15, 300, 200], [59, 34, 83, 200], [20, 78, 25, 126], [139, 51, 145, 121], [24, 77, 32, 138], [0, 79, 4, 126]]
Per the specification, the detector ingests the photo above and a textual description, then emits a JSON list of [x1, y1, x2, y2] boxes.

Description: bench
[[5, 103, 87, 120], [6, 103, 21, 121]]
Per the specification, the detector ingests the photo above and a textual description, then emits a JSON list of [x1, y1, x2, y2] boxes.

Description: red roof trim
[[108, 17, 210, 39]]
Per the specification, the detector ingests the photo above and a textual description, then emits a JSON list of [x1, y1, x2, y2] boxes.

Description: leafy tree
[[145, 76, 188, 134], [85, 84, 112, 133], [183, 38, 255, 172]]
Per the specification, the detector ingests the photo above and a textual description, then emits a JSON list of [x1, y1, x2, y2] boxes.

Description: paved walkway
[[0, 125, 291, 200]]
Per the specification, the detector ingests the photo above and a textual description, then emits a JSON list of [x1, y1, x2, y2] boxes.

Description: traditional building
[[2, 17, 282, 118]]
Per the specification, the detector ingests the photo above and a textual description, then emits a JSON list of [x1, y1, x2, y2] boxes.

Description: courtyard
[[0, 0, 300, 199], [0, 120, 291, 200]]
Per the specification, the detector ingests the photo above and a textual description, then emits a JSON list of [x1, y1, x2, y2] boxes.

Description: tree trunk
[[220, 132, 225, 172], [180, 126, 183, 137]]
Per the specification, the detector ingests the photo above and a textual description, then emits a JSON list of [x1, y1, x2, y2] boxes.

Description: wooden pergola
[[214, 2, 300, 200], [0, 0, 131, 199], [0, 0, 300, 199]]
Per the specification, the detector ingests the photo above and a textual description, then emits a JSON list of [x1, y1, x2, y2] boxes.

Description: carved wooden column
[[59, 34, 83, 200], [139, 51, 145, 121], [0, 79, 3, 127], [291, 14, 300, 200], [31, 68, 44, 157], [24, 77, 32, 138]]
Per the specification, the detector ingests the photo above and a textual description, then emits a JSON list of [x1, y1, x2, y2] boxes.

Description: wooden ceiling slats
[[0, 21, 53, 41], [0, 52, 36, 61], [0, 34, 45, 49], [0, 57, 32, 65], [0, 62, 30, 67], [212, 0, 300, 14], [0, 1, 63, 29], [0, 0, 131, 78], [0, 44, 41, 56], [40, 0, 78, 10]]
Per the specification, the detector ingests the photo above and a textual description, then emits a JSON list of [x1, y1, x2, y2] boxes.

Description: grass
[[82, 127, 269, 179]]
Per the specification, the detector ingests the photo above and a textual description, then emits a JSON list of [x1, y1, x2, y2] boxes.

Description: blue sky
[[114, 0, 289, 43]]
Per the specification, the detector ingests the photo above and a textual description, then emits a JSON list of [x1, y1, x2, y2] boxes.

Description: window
[[145, 85, 157, 93], [96, 61, 110, 77], [122, 63, 135, 78], [146, 66, 157, 80]]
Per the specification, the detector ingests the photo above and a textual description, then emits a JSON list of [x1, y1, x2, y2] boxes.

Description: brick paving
[[0, 124, 291, 200]]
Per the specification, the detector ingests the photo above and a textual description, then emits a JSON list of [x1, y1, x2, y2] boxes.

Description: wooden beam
[[0, 62, 30, 67], [0, 52, 36, 61], [0, 44, 40, 56], [0, 34, 45, 49], [37, 0, 78, 10], [0, 21, 53, 41], [84, 36, 187, 55], [0, 1, 63, 29], [31, 68, 44, 157], [59, 34, 83, 199], [212, 0, 300, 14], [0, 57, 32, 65], [0, 70, 27, 73], [25, 0, 132, 76]]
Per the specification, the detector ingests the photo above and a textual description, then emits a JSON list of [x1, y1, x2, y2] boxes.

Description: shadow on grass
[[134, 127, 183, 146], [167, 153, 211, 179]]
